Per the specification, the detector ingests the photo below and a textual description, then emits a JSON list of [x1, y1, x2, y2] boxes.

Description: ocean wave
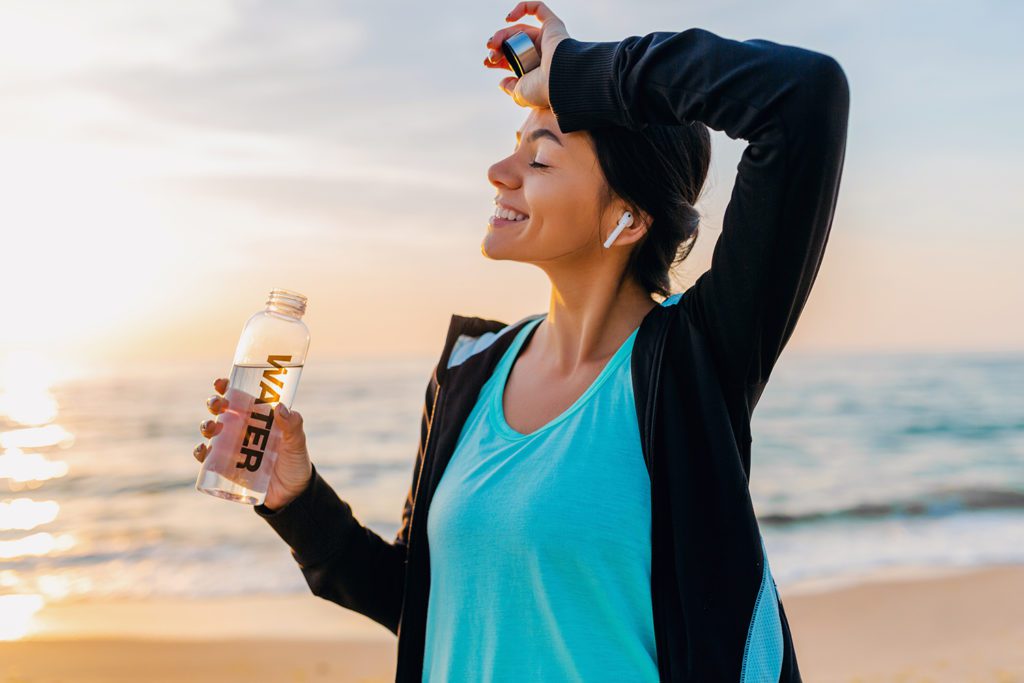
[[760, 486, 1024, 526]]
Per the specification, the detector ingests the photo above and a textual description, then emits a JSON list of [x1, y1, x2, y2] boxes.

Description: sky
[[1, 0, 1021, 375]]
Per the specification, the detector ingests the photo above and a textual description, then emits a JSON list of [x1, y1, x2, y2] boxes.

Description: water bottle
[[196, 288, 310, 505]]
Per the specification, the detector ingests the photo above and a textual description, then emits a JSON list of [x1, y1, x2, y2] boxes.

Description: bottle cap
[[501, 31, 540, 78]]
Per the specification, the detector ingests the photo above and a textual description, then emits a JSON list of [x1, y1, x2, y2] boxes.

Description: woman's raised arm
[[548, 28, 850, 395]]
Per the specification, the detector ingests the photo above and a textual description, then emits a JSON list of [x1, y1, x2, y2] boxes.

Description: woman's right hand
[[484, 2, 571, 109], [194, 377, 313, 512]]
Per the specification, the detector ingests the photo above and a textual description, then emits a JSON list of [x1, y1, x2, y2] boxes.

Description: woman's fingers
[[484, 50, 508, 69], [499, 75, 521, 99], [485, 3, 570, 108], [199, 418, 222, 438], [485, 24, 540, 70], [206, 394, 228, 415], [486, 22, 541, 51], [196, 378, 230, 462], [506, 1, 562, 25]]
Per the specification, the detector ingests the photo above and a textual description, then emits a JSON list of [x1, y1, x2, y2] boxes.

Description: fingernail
[[194, 444, 203, 455], [278, 404, 290, 418], [487, 49, 497, 62]]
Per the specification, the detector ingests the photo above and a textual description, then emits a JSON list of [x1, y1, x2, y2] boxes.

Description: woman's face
[[484, 107, 631, 268]]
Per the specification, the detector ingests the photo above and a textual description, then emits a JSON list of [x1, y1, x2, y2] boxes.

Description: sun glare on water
[[0, 352, 64, 426], [0, 350, 75, 641]]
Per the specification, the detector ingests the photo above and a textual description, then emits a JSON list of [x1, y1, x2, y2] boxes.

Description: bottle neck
[[265, 288, 307, 319]]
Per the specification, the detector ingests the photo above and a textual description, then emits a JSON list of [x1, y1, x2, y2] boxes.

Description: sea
[[1, 351, 1022, 609]]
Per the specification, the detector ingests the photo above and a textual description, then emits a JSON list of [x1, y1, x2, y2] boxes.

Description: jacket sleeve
[[548, 28, 850, 396], [252, 367, 439, 635]]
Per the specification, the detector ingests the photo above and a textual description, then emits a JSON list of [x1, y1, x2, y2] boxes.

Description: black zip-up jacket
[[253, 27, 849, 682]]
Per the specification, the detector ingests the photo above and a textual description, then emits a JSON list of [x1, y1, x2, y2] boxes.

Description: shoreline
[[781, 559, 1013, 597], [2, 563, 1022, 682]]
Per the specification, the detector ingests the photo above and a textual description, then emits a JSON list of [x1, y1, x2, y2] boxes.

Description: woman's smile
[[488, 213, 530, 228], [488, 201, 531, 228]]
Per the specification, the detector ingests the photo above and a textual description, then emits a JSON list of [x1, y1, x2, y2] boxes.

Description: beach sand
[[785, 564, 1024, 682], [2, 564, 1021, 682]]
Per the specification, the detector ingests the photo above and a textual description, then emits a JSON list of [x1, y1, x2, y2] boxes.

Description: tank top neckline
[[488, 315, 640, 441]]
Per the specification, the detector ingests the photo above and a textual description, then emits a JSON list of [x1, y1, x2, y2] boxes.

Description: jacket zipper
[[412, 376, 443, 528], [396, 373, 442, 681], [406, 374, 443, 576]]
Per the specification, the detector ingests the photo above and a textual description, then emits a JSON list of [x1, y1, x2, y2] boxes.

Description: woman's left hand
[[484, 2, 571, 109]]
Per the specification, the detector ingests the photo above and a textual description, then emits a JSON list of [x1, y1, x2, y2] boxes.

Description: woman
[[194, 3, 849, 681]]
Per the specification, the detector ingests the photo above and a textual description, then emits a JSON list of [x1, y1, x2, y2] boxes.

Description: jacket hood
[[434, 312, 545, 386]]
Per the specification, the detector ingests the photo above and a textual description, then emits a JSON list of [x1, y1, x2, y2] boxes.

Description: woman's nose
[[487, 155, 521, 189]]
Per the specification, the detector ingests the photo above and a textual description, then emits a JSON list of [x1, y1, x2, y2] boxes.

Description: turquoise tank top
[[423, 315, 658, 682]]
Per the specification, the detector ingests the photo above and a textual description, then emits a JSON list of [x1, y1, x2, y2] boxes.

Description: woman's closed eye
[[529, 160, 549, 169]]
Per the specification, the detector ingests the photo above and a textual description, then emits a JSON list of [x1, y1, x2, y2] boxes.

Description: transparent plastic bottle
[[196, 288, 310, 505]]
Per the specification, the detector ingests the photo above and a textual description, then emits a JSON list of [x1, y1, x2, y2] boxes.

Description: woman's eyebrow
[[515, 128, 564, 148]]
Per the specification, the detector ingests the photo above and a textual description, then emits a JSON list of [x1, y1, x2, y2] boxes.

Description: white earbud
[[603, 211, 634, 249]]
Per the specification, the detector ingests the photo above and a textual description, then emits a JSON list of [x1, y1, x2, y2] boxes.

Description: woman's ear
[[605, 205, 651, 248], [632, 206, 653, 238]]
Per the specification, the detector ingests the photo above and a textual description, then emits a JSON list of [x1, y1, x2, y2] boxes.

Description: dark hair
[[587, 120, 711, 300]]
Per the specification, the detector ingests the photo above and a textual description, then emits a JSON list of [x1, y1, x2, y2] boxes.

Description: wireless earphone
[[603, 211, 634, 249]]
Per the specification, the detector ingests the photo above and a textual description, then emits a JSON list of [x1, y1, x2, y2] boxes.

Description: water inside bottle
[[196, 361, 304, 505]]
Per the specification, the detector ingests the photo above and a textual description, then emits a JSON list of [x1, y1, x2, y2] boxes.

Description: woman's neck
[[533, 274, 657, 375]]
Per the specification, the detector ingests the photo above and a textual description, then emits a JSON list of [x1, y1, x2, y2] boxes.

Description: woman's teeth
[[493, 207, 528, 221]]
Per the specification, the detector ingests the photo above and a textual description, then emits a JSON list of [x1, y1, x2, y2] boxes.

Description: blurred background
[[1, 1, 1021, 681]]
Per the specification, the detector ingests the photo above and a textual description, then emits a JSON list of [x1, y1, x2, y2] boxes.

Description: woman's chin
[[480, 236, 504, 260], [480, 232, 519, 261], [481, 215, 535, 260]]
